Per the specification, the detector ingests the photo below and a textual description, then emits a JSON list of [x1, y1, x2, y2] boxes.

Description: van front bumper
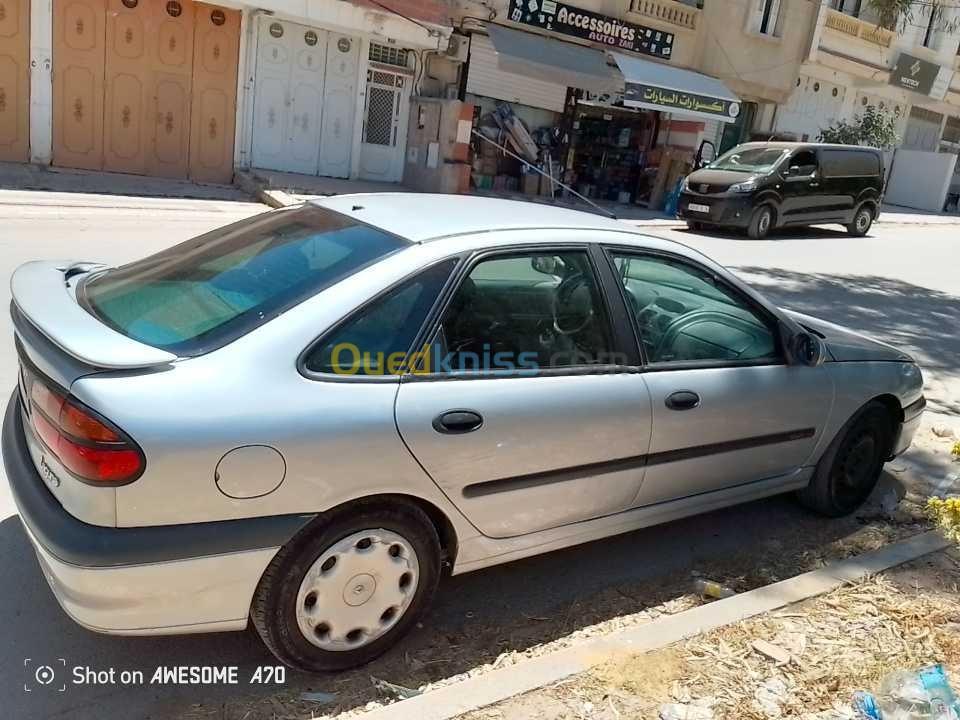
[[2, 390, 314, 635], [677, 192, 755, 228]]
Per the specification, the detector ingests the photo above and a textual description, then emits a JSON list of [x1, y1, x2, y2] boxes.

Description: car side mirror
[[787, 165, 801, 176], [791, 331, 826, 367]]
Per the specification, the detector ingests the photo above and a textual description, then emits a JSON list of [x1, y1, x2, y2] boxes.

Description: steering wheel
[[654, 310, 765, 361], [552, 272, 594, 336]]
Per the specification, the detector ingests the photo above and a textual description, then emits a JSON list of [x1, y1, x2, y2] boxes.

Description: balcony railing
[[628, 0, 699, 31], [824, 8, 895, 47]]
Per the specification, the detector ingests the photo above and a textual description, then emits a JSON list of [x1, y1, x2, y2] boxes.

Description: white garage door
[[466, 34, 567, 113], [251, 18, 359, 178]]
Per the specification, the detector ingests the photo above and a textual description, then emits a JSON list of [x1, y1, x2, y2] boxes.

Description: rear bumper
[[892, 395, 925, 457], [2, 390, 314, 634], [677, 192, 754, 228]]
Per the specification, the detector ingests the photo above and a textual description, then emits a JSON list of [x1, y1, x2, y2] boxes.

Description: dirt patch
[[460, 547, 960, 720]]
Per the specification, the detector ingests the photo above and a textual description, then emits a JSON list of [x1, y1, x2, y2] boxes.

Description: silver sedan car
[[4, 195, 924, 671]]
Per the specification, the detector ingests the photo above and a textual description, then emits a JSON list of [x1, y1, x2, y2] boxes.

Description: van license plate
[[688, 203, 710, 213]]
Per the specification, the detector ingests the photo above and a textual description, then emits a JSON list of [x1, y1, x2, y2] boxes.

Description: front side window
[[788, 150, 818, 176], [305, 260, 457, 376], [427, 251, 615, 374], [612, 252, 779, 365], [709, 147, 788, 173], [81, 206, 410, 355]]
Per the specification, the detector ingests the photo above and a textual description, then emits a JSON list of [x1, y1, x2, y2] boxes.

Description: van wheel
[[797, 402, 893, 517], [686, 220, 705, 232], [747, 205, 774, 239], [847, 205, 874, 237], [250, 500, 441, 672]]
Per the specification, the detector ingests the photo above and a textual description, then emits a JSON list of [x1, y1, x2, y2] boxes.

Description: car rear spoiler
[[10, 261, 178, 370]]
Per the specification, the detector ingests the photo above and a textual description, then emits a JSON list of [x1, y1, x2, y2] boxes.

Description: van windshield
[[80, 205, 410, 356], [709, 147, 788, 173]]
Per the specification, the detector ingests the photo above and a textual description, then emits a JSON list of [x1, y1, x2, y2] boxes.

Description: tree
[[866, 0, 960, 33], [819, 105, 900, 150]]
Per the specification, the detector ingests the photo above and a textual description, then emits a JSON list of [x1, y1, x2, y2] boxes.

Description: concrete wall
[[698, 0, 817, 105], [404, 98, 474, 192], [885, 148, 956, 211]]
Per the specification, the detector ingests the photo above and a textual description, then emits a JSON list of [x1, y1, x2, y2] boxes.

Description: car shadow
[[1, 472, 925, 720], [732, 267, 960, 417], [676, 225, 861, 241]]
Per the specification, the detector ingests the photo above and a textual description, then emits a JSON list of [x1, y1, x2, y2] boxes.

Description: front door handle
[[432, 410, 484, 434], [809, 181, 820, 187], [665, 391, 701, 411]]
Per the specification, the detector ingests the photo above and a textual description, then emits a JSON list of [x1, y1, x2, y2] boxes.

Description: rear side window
[[304, 259, 457, 376], [821, 150, 880, 178], [81, 206, 410, 355]]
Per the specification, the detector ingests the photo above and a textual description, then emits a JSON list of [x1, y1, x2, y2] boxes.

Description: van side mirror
[[787, 165, 801, 176], [791, 331, 826, 366]]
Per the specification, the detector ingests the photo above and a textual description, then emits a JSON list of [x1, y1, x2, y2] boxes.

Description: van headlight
[[729, 179, 757, 193]]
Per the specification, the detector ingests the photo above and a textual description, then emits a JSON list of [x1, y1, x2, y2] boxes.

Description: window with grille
[[365, 87, 397, 146], [943, 116, 960, 145], [369, 43, 409, 68]]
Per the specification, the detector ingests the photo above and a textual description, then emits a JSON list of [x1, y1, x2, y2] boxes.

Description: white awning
[[613, 53, 741, 123], [487, 24, 616, 91]]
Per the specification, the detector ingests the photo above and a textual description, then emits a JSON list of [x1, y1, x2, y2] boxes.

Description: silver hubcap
[[758, 211, 770, 233], [857, 211, 869, 231], [295, 529, 419, 651]]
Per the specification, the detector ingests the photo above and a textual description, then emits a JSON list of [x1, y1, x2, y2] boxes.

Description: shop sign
[[625, 83, 740, 120], [507, 0, 673, 60], [889, 53, 954, 100]]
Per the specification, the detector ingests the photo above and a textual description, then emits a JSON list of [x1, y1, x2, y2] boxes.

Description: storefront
[[463, 0, 740, 207]]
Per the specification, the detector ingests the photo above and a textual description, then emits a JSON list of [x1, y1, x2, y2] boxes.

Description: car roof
[[732, 141, 882, 153], [309, 193, 641, 244]]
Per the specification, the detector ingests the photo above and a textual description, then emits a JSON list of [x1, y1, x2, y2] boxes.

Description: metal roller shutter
[[466, 34, 567, 113]]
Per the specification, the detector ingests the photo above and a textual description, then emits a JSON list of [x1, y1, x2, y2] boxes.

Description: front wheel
[[847, 205, 874, 237], [747, 205, 774, 239], [798, 402, 893, 517], [686, 220, 705, 232], [251, 500, 441, 672]]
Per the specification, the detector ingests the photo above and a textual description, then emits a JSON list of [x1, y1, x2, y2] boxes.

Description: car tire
[[686, 220, 705, 232], [847, 205, 874, 237], [747, 205, 774, 239], [250, 498, 441, 672], [797, 401, 893, 518]]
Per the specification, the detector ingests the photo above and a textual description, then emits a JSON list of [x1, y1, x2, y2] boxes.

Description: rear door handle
[[809, 182, 820, 187], [432, 410, 484, 434], [665, 391, 701, 411]]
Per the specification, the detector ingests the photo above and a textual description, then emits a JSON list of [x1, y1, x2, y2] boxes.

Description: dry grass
[[463, 549, 960, 720]]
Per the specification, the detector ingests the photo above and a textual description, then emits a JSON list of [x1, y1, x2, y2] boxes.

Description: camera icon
[[24, 659, 66, 692]]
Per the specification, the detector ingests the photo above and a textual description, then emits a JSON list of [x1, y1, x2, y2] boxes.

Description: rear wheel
[[747, 205, 774, 239], [798, 402, 893, 517], [847, 205, 874, 237], [251, 500, 441, 671]]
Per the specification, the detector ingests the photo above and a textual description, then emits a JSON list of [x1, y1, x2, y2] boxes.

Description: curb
[[234, 171, 298, 208], [359, 531, 950, 720]]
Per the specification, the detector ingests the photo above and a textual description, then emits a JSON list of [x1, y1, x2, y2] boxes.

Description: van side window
[[821, 150, 880, 178], [789, 150, 817, 176]]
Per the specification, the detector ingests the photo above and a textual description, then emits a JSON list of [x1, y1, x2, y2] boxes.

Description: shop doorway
[[358, 67, 409, 182], [0, 0, 30, 163], [903, 106, 944, 152], [51, 0, 240, 182], [250, 17, 360, 179]]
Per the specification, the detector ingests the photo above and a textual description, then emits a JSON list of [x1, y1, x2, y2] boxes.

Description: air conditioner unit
[[445, 33, 469, 63]]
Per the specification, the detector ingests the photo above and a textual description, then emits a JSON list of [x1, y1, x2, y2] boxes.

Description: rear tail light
[[23, 367, 144, 485]]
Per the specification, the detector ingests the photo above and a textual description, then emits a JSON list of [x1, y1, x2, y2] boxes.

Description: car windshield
[[709, 147, 788, 173], [81, 205, 410, 355]]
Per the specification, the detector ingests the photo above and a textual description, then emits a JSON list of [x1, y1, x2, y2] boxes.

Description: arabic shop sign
[[507, 0, 674, 60], [889, 52, 954, 101], [624, 83, 740, 122]]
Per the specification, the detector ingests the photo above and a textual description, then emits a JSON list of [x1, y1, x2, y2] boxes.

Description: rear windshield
[[80, 205, 410, 355]]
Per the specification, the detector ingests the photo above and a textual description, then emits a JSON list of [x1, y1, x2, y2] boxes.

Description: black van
[[677, 142, 885, 239]]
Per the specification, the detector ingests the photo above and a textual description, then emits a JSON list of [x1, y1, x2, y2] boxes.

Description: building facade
[[775, 0, 960, 150], [0, 0, 454, 184]]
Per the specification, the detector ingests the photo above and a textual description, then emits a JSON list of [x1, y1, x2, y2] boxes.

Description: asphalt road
[[1, 192, 957, 719]]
